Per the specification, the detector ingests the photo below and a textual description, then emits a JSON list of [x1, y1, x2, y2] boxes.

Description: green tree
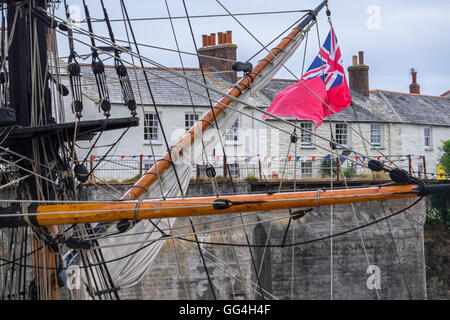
[[439, 140, 450, 175]]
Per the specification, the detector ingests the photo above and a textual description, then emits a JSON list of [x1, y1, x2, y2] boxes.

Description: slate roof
[[258, 78, 450, 126], [67, 63, 450, 127], [76, 63, 269, 107]]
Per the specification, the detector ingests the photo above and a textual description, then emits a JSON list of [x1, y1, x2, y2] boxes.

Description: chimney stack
[[198, 30, 237, 83], [409, 68, 420, 94], [347, 51, 370, 97]]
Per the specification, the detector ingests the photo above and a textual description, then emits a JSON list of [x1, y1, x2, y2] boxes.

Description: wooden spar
[[120, 1, 328, 201], [25, 185, 420, 226]]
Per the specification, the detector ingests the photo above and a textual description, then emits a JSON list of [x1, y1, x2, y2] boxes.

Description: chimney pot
[[409, 69, 420, 94], [202, 35, 208, 47], [348, 51, 370, 97], [226, 30, 232, 44], [358, 51, 364, 65], [210, 33, 216, 46], [198, 30, 237, 83]]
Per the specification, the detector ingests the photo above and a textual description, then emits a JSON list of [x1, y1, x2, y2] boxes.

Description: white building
[[59, 35, 450, 182]]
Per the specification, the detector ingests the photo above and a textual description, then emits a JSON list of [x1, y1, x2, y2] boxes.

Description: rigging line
[[246, 14, 307, 63], [77, 126, 131, 189], [89, 174, 126, 198], [163, 0, 212, 190], [168, 220, 279, 300], [78, 129, 105, 171], [336, 174, 382, 300], [191, 2, 281, 297], [173, 196, 425, 249], [119, 0, 185, 199], [120, 31, 175, 236], [0, 174, 32, 191], [181, 0, 238, 194], [257, 221, 272, 278], [77, 9, 313, 24], [82, 0, 111, 118], [0, 157, 57, 185], [278, 126, 296, 192], [75, 32, 238, 64], [50, 21, 383, 167], [182, 4, 264, 298], [84, 225, 120, 300], [40, 208, 275, 241], [189, 216, 218, 300], [38, 196, 423, 297], [379, 201, 413, 299], [344, 79, 383, 299], [35, 19, 404, 181], [330, 18, 383, 298], [213, 0, 399, 166], [0, 127, 14, 146], [291, 222, 295, 300], [173, 236, 279, 300], [314, 18, 336, 301], [167, 218, 190, 299], [218, 214, 249, 299]]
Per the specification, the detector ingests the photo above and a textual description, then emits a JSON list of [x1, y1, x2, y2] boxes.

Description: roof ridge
[[271, 78, 297, 82], [441, 90, 450, 97], [371, 89, 447, 99], [78, 62, 212, 72]]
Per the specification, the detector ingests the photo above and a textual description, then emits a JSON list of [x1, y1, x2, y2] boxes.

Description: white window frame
[[225, 118, 240, 144], [185, 112, 199, 132], [417, 163, 424, 178], [227, 163, 240, 177], [424, 127, 432, 149], [335, 123, 350, 148], [144, 112, 160, 144], [301, 160, 313, 178], [300, 122, 315, 148], [370, 123, 383, 148]]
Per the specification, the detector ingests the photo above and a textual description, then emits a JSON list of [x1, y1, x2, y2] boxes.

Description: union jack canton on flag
[[302, 27, 352, 116], [263, 27, 351, 128]]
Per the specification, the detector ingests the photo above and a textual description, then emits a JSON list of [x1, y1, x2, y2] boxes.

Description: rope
[[119, 0, 185, 198], [51, 20, 393, 169]]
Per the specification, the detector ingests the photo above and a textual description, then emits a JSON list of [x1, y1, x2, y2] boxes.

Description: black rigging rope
[[182, 0, 267, 299], [63, 0, 83, 119], [119, 0, 186, 198], [82, 0, 111, 118], [100, 0, 136, 117], [175, 196, 425, 248], [0, 197, 425, 271]]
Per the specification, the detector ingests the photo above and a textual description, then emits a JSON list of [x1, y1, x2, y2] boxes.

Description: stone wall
[[77, 182, 428, 300]]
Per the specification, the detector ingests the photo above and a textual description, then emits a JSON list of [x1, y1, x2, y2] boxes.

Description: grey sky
[[56, 0, 450, 96]]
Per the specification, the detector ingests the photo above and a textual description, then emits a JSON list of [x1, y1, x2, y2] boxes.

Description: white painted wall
[[401, 124, 449, 177], [62, 91, 449, 181]]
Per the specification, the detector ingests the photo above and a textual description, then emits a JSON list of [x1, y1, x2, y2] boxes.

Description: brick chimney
[[409, 68, 420, 94], [347, 51, 370, 97], [198, 31, 237, 83]]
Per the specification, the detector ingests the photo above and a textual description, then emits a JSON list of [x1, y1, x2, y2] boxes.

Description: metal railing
[[84, 154, 433, 184]]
